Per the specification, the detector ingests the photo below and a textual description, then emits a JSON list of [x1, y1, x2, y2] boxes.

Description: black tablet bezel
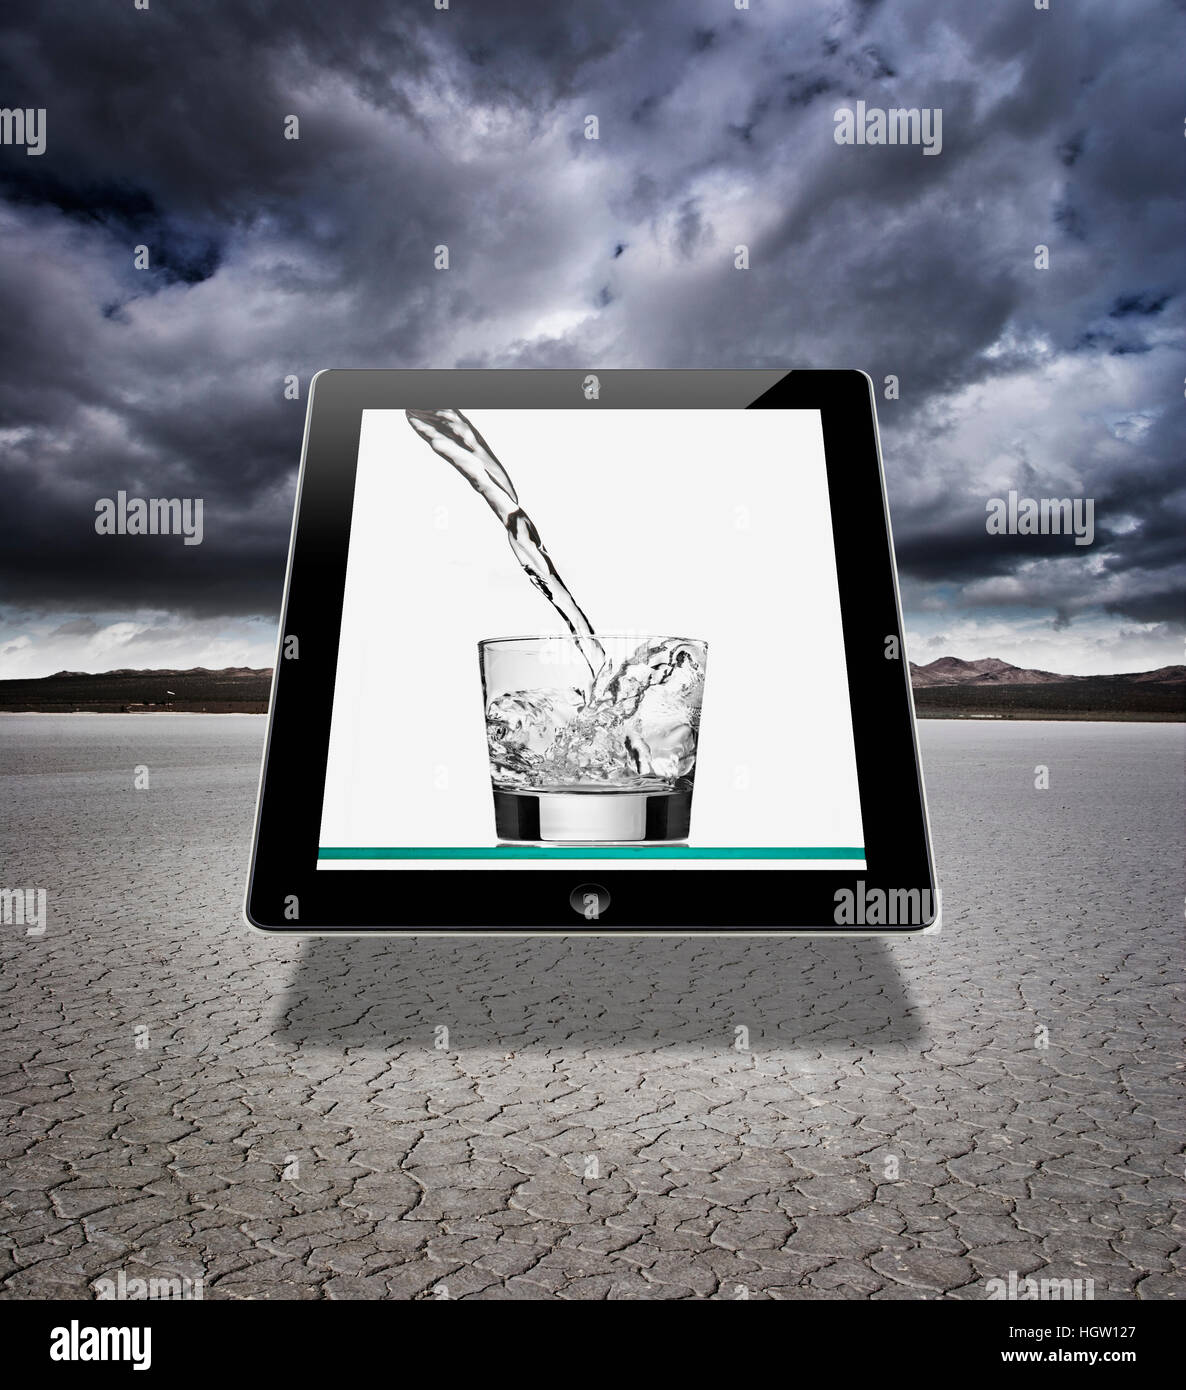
[[246, 369, 937, 933]]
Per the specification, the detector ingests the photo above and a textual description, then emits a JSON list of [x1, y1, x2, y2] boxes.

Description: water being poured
[[405, 409, 707, 830], [405, 409, 604, 684]]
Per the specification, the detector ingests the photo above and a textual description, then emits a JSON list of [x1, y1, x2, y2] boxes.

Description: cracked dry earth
[[0, 715, 1183, 1301]]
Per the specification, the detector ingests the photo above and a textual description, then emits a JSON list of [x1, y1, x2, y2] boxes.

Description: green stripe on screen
[[318, 846, 865, 860]]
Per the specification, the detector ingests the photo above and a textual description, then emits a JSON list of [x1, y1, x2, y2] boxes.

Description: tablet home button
[[570, 883, 610, 921]]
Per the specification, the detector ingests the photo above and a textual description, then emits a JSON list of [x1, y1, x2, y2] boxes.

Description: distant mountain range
[[908, 658, 1185, 720], [0, 666, 273, 713], [909, 656, 1186, 688], [0, 660, 1182, 719]]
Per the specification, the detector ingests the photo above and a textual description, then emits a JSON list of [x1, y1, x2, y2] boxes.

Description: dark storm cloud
[[0, 170, 222, 285], [0, 0, 1182, 637]]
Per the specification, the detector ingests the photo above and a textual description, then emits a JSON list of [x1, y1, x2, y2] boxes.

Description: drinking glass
[[478, 633, 708, 844]]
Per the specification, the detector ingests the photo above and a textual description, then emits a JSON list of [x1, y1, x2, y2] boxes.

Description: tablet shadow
[[276, 936, 922, 1052]]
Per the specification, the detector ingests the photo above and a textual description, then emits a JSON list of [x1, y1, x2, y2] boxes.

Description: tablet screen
[[317, 407, 866, 873]]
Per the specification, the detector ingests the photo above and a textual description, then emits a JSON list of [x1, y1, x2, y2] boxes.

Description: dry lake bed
[[0, 715, 1182, 1299]]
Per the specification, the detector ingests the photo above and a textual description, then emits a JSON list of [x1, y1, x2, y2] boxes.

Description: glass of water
[[478, 633, 708, 844]]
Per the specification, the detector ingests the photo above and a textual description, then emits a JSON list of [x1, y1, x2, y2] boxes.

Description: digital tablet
[[246, 369, 938, 934]]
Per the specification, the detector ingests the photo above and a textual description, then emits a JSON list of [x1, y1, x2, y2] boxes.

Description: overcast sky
[[1, 0, 1182, 678]]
